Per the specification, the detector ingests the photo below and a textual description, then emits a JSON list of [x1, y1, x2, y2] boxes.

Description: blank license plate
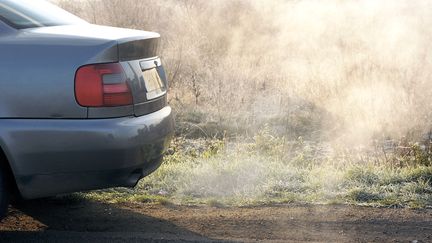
[[143, 68, 166, 100]]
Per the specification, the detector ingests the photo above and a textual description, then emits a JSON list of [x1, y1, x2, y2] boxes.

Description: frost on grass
[[132, 132, 432, 208], [82, 130, 432, 208]]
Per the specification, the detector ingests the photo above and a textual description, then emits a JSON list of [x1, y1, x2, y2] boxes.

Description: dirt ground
[[0, 198, 431, 242]]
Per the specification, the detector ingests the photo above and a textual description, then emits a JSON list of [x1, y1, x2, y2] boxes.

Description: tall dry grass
[[54, 0, 432, 207], [56, 0, 432, 144]]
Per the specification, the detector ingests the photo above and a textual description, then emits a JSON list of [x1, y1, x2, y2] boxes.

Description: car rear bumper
[[0, 107, 174, 199]]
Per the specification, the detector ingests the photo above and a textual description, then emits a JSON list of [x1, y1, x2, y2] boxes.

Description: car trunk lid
[[20, 24, 167, 117]]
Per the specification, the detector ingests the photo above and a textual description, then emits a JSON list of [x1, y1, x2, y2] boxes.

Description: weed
[[348, 189, 382, 203]]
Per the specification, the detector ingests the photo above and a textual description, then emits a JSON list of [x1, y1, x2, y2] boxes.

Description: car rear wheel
[[0, 168, 10, 219]]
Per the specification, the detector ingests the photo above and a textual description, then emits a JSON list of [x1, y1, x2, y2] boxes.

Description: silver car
[[0, 0, 174, 218]]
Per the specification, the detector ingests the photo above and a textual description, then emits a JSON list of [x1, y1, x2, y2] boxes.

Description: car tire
[[0, 168, 10, 220]]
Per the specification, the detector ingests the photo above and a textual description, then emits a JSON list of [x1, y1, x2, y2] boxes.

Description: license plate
[[143, 68, 166, 100]]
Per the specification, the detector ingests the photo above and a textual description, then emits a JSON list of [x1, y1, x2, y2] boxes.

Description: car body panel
[[0, 24, 161, 119], [0, 107, 174, 199]]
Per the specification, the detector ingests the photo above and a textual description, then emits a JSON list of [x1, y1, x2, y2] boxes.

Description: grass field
[[79, 128, 432, 208]]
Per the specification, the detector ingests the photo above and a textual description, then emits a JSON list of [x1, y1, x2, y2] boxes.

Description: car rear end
[[0, 0, 174, 199]]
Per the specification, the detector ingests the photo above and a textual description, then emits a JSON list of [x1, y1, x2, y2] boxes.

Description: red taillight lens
[[75, 63, 133, 107]]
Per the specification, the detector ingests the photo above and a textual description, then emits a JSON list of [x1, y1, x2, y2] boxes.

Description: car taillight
[[75, 63, 133, 107]]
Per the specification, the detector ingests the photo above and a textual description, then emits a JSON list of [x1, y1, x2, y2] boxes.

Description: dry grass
[[55, 0, 432, 207], [56, 0, 432, 143]]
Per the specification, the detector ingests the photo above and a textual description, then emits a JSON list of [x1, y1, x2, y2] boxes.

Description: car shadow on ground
[[0, 197, 230, 243]]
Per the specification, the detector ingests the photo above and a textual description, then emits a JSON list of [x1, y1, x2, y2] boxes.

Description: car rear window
[[0, 0, 86, 29]]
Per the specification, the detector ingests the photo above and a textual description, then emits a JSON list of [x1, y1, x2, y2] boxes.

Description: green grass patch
[[82, 131, 432, 208]]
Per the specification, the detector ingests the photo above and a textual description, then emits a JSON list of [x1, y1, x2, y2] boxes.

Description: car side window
[[0, 0, 86, 29]]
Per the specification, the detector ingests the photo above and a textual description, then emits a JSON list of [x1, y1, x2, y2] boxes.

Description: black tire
[[0, 168, 10, 220]]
